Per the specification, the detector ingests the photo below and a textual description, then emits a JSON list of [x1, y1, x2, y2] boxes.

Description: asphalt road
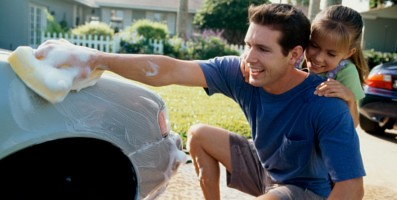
[[160, 126, 397, 200]]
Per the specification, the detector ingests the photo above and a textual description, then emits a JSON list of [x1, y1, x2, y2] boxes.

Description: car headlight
[[158, 106, 170, 137]]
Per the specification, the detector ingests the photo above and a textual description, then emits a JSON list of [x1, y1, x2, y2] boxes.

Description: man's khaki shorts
[[226, 133, 327, 200]]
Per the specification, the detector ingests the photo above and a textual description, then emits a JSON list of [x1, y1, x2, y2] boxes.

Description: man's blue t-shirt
[[198, 56, 365, 197]]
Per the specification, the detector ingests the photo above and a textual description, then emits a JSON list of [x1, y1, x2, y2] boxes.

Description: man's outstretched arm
[[35, 39, 207, 88]]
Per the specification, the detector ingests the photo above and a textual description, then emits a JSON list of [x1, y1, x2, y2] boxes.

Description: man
[[35, 3, 365, 200]]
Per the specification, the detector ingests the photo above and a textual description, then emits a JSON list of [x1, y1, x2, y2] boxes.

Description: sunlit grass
[[148, 84, 251, 140]]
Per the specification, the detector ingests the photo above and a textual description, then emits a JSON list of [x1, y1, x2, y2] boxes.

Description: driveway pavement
[[358, 127, 397, 199], [160, 162, 253, 200]]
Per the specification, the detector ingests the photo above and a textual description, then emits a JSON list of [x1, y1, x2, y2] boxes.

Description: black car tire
[[0, 138, 137, 200], [359, 113, 385, 135]]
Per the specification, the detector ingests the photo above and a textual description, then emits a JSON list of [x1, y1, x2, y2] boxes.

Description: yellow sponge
[[8, 46, 103, 104]]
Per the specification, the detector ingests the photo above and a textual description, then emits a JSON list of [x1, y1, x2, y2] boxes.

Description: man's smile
[[250, 68, 264, 76]]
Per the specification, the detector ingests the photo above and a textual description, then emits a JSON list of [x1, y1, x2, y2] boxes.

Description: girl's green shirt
[[319, 62, 365, 100]]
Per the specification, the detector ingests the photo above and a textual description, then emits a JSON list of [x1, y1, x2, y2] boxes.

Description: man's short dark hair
[[248, 3, 311, 56]]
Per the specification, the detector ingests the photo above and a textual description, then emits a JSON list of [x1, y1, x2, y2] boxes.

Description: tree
[[324, 0, 342, 7], [370, 0, 397, 8], [193, 0, 268, 44]]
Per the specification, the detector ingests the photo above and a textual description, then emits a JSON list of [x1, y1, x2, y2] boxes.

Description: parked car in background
[[359, 60, 397, 135], [0, 49, 187, 199]]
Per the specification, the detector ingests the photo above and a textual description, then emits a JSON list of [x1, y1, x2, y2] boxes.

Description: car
[[0, 48, 187, 199], [359, 60, 397, 135]]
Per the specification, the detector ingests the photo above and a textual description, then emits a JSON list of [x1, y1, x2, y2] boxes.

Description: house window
[[111, 9, 124, 20], [153, 12, 166, 23], [29, 4, 46, 48], [110, 9, 124, 30]]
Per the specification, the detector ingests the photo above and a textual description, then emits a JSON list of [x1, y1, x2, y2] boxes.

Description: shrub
[[163, 34, 240, 60], [59, 18, 69, 33], [45, 10, 65, 34], [119, 39, 154, 54], [364, 49, 397, 70], [71, 22, 114, 38], [118, 20, 240, 58], [188, 35, 240, 60], [164, 36, 196, 59], [119, 20, 169, 54], [128, 19, 169, 40]]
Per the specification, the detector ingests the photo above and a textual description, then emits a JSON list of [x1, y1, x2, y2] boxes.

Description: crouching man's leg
[[186, 124, 232, 200], [187, 124, 267, 200]]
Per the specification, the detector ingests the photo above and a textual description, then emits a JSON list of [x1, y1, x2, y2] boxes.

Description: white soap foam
[[40, 62, 80, 92], [20, 47, 79, 93], [11, 46, 102, 103], [35, 41, 95, 93], [146, 60, 159, 76], [44, 45, 90, 67]]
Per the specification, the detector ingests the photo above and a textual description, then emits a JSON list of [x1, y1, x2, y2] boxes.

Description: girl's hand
[[314, 78, 354, 102], [240, 52, 250, 83]]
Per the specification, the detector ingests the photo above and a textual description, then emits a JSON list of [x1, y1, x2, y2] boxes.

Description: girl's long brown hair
[[311, 5, 369, 85]]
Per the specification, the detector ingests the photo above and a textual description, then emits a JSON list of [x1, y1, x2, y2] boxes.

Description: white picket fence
[[229, 44, 245, 55], [41, 32, 245, 55], [41, 32, 121, 53]]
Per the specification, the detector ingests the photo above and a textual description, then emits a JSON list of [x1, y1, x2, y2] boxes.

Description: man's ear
[[289, 46, 304, 66]]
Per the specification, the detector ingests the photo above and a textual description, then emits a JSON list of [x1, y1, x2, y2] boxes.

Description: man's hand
[[34, 39, 100, 79]]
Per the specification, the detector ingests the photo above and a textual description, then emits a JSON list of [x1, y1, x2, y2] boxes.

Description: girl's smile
[[305, 33, 355, 74]]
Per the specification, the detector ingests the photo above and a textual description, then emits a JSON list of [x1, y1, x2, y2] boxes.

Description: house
[[360, 5, 397, 53], [0, 0, 204, 50]]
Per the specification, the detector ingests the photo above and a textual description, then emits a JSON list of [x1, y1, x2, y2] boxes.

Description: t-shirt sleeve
[[314, 100, 366, 182], [197, 56, 245, 99], [335, 63, 365, 100]]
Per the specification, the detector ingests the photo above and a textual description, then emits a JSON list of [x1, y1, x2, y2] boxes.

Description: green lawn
[[139, 83, 251, 145]]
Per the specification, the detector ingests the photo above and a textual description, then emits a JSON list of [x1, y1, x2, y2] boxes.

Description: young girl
[[304, 5, 369, 127], [241, 5, 368, 127]]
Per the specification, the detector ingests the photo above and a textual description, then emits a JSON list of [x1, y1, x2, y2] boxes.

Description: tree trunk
[[324, 0, 342, 7], [308, 0, 321, 21], [177, 0, 188, 39]]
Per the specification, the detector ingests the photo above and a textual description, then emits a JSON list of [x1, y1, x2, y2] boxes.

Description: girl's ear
[[343, 47, 356, 59]]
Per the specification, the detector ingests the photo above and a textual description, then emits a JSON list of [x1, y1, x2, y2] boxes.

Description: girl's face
[[305, 33, 355, 74]]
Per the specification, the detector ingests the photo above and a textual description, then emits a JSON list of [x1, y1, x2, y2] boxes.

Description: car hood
[[0, 51, 165, 159]]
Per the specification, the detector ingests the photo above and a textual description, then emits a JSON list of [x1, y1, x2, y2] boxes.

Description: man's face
[[243, 23, 292, 91]]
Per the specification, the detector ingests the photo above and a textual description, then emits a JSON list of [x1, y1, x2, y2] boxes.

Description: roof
[[361, 5, 397, 19], [75, 0, 204, 13], [74, 0, 99, 8]]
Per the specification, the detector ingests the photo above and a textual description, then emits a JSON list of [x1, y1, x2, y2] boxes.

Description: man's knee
[[187, 123, 208, 138], [186, 123, 208, 151]]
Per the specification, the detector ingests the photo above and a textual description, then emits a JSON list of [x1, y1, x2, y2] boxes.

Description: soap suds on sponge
[[7, 46, 103, 104]]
